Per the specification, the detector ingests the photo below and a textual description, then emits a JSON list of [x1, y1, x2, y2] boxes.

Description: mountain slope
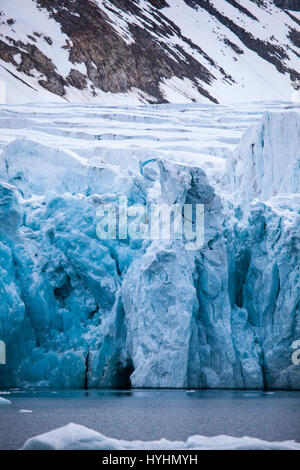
[[0, 0, 299, 104]]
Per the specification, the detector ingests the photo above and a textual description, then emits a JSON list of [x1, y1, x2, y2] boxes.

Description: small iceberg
[[0, 397, 11, 405], [22, 423, 300, 450]]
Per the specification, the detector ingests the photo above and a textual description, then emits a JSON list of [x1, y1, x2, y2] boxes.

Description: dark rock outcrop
[[274, 0, 300, 10], [0, 0, 299, 103]]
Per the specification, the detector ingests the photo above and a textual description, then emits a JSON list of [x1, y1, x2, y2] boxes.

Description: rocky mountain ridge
[[0, 0, 299, 104]]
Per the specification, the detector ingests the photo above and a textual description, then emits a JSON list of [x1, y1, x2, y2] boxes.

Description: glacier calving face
[[0, 103, 299, 390]]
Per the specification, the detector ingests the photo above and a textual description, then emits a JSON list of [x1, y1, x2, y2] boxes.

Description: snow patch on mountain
[[0, 0, 299, 104]]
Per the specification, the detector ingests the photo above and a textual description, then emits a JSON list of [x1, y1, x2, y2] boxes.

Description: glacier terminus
[[0, 101, 299, 391]]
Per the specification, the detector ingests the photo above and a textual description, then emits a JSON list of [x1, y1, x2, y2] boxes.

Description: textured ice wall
[[227, 111, 300, 201], [0, 110, 299, 389]]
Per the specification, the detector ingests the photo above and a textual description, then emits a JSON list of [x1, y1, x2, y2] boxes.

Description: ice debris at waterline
[[21, 423, 300, 450], [0, 397, 11, 405], [0, 102, 299, 390]]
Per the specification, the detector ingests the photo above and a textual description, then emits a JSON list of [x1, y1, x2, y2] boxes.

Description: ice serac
[[0, 107, 299, 390], [227, 111, 300, 202], [226, 110, 300, 389]]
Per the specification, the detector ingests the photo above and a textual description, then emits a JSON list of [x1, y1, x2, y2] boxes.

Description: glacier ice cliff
[[0, 105, 299, 390]]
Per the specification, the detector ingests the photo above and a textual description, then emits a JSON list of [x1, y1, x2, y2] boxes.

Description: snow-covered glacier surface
[[0, 101, 299, 390]]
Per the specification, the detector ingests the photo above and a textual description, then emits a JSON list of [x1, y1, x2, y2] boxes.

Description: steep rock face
[[0, 106, 299, 390], [0, 0, 299, 104], [34, 0, 214, 103], [274, 1, 300, 10]]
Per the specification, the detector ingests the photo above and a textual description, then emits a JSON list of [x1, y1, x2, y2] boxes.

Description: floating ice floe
[[0, 397, 11, 405], [22, 423, 300, 450]]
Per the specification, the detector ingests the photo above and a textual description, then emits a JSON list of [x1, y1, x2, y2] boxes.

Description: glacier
[[0, 102, 299, 390]]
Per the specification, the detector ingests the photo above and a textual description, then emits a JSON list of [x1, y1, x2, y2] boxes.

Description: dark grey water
[[0, 389, 299, 450]]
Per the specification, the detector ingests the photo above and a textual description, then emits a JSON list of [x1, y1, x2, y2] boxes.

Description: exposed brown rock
[[223, 38, 244, 55], [0, 37, 67, 96], [289, 28, 300, 49], [274, 0, 300, 10], [44, 35, 53, 45], [35, 0, 218, 102], [66, 68, 87, 90]]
